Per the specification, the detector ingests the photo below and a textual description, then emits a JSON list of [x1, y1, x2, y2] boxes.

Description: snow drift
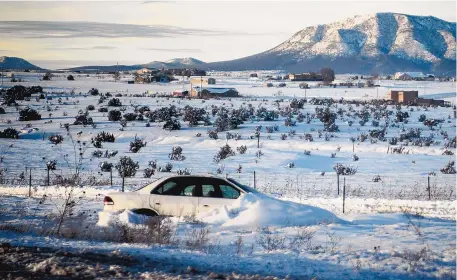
[[197, 193, 341, 230]]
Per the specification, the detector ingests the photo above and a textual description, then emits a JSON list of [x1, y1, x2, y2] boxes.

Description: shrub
[[108, 98, 122, 107], [290, 98, 306, 109], [418, 114, 426, 122], [48, 134, 64, 144], [207, 130, 218, 139], [0, 127, 20, 139], [74, 113, 94, 125], [144, 168, 155, 178], [98, 107, 108, 113], [19, 107, 41, 121], [67, 75, 74, 81], [237, 145, 247, 154], [92, 150, 103, 158], [440, 161, 456, 174], [99, 161, 113, 172], [86, 105, 95, 111], [159, 163, 173, 172], [214, 144, 235, 163], [115, 156, 139, 178], [389, 137, 398, 145], [333, 163, 357, 175], [0, 107, 5, 114], [108, 110, 122, 121], [89, 88, 99, 96], [163, 119, 181, 131], [169, 146, 185, 161], [130, 137, 146, 153], [284, 117, 296, 127], [214, 114, 238, 132], [304, 133, 313, 142], [123, 113, 138, 121], [183, 106, 207, 126], [46, 160, 57, 170], [352, 154, 359, 161], [304, 150, 311, 155]]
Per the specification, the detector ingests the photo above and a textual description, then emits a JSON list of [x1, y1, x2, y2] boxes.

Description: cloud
[[140, 47, 202, 53], [44, 45, 117, 50], [0, 21, 228, 39]]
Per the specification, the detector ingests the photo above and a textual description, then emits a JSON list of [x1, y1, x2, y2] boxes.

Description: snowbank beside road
[[197, 193, 341, 230]]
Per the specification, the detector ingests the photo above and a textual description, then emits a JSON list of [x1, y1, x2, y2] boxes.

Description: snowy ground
[[0, 72, 455, 279]]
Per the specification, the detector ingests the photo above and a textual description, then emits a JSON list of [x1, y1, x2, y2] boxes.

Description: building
[[190, 77, 216, 86], [393, 72, 428, 81], [386, 90, 418, 103], [190, 87, 239, 98], [172, 90, 189, 97], [412, 98, 451, 107], [289, 73, 323, 81], [136, 68, 154, 75]]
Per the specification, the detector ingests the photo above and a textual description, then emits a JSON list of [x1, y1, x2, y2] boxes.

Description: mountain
[[65, 13, 456, 74], [143, 57, 205, 69], [204, 13, 456, 74], [0, 56, 42, 70], [66, 57, 205, 72]]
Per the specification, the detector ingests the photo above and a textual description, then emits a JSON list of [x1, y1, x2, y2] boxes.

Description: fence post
[[342, 177, 346, 213], [110, 169, 113, 186], [257, 135, 260, 149], [337, 174, 340, 195], [47, 169, 50, 186], [427, 176, 431, 200], [29, 168, 32, 197], [122, 176, 125, 192], [253, 171, 256, 189]]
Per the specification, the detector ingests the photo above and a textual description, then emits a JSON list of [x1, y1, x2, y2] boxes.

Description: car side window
[[181, 185, 197, 196], [220, 184, 240, 199], [153, 180, 178, 194], [202, 184, 222, 198]]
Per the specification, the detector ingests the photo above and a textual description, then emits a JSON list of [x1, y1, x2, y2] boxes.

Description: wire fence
[[0, 167, 454, 201]]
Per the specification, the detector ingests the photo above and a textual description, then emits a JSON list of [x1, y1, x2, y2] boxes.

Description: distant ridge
[[0, 56, 42, 70]]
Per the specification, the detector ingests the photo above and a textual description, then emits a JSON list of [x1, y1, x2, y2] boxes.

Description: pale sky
[[0, 0, 455, 69]]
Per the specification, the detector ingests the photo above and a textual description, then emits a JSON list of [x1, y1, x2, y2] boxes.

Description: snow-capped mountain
[[143, 57, 205, 69], [0, 56, 42, 70], [205, 13, 456, 74]]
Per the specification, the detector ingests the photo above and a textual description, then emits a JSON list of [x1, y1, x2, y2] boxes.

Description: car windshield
[[227, 178, 259, 194]]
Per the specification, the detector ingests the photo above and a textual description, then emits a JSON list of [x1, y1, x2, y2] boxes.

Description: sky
[[0, 0, 455, 69]]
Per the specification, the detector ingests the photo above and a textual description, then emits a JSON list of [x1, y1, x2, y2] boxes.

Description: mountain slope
[[143, 57, 205, 69], [0, 56, 42, 70], [204, 13, 456, 74]]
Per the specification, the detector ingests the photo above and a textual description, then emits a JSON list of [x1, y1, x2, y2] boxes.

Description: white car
[[103, 175, 257, 217]]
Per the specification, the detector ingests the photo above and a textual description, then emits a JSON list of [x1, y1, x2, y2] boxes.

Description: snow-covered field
[[0, 72, 455, 279]]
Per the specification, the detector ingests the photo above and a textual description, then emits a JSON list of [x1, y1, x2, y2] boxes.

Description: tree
[[113, 72, 121, 82], [42, 72, 53, 81], [319, 67, 335, 84], [115, 156, 139, 192]]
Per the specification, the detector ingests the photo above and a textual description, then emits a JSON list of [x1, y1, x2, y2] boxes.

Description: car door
[[149, 177, 200, 217], [197, 178, 241, 214]]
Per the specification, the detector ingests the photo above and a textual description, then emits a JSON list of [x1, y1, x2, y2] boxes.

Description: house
[[136, 68, 153, 75], [172, 90, 189, 97], [190, 77, 216, 86], [190, 87, 239, 98], [386, 90, 418, 103], [289, 73, 323, 81], [393, 72, 427, 81]]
